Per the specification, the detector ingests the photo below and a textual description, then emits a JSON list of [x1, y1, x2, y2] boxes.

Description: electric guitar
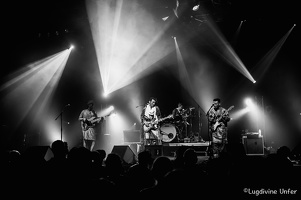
[[143, 114, 173, 132], [212, 106, 234, 131], [83, 113, 112, 131]]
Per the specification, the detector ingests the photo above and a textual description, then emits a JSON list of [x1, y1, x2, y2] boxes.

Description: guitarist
[[207, 98, 231, 159], [140, 97, 162, 148], [78, 100, 104, 151]]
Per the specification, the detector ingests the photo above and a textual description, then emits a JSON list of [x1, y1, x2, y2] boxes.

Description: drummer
[[172, 103, 187, 141], [172, 103, 185, 123]]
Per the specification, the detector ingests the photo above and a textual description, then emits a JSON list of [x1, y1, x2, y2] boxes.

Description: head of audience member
[[51, 140, 68, 159], [151, 156, 174, 183], [138, 150, 153, 168], [183, 148, 198, 167], [96, 149, 106, 161], [105, 153, 125, 176]]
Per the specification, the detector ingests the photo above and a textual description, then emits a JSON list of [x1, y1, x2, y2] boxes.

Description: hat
[[87, 100, 94, 106]]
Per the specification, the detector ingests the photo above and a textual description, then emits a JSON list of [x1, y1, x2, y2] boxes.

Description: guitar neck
[[159, 115, 172, 122], [144, 115, 171, 125], [216, 115, 223, 122]]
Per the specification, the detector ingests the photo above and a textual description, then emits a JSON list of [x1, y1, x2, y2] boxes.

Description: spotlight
[[162, 16, 169, 21], [253, 80, 256, 83], [192, 4, 199, 11], [69, 45, 74, 50], [245, 98, 253, 107]]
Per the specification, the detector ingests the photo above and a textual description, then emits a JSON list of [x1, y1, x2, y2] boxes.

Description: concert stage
[[122, 129, 210, 157], [162, 141, 210, 157], [115, 141, 210, 164]]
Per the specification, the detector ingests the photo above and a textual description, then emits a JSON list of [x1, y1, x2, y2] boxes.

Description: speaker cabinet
[[242, 136, 264, 155], [127, 143, 139, 157], [23, 146, 54, 161], [145, 145, 163, 158], [162, 145, 178, 157], [111, 145, 137, 164]]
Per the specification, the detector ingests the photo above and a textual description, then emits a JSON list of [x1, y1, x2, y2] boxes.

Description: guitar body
[[143, 120, 159, 132], [83, 113, 112, 131], [212, 106, 234, 131], [83, 117, 102, 131], [213, 121, 222, 131], [143, 115, 173, 133]]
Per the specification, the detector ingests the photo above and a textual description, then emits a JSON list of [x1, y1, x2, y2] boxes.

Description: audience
[[126, 150, 156, 193], [1, 142, 300, 199], [139, 155, 174, 197], [91, 150, 106, 179]]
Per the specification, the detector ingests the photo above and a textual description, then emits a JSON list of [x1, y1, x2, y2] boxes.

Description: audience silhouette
[[126, 150, 156, 193], [2, 141, 300, 199]]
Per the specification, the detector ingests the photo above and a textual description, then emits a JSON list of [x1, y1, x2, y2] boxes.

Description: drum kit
[[160, 107, 195, 143]]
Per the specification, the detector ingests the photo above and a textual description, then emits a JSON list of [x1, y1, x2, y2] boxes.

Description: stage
[[112, 141, 210, 164], [161, 141, 210, 157]]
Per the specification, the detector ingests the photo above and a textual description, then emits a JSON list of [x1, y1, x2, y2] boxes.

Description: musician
[[140, 97, 162, 147], [172, 103, 185, 122], [207, 98, 230, 158], [172, 103, 186, 141], [78, 100, 104, 151]]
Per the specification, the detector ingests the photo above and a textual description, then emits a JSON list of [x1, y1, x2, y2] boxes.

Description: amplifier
[[242, 136, 264, 155]]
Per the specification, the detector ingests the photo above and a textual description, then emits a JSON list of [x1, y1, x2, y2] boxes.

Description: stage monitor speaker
[[111, 145, 137, 164], [127, 143, 138, 157], [23, 146, 54, 161], [242, 136, 264, 155]]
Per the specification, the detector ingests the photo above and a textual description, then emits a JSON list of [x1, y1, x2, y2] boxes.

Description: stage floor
[[164, 141, 210, 147], [123, 141, 210, 157], [143, 141, 210, 158]]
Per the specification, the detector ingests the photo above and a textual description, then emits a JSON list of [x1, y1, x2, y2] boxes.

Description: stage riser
[[145, 145, 208, 158], [163, 145, 208, 157]]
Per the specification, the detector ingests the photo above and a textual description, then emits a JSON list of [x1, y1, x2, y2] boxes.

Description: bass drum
[[160, 123, 178, 142]]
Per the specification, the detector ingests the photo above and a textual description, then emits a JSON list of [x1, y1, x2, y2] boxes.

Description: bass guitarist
[[140, 97, 162, 147], [78, 100, 104, 151], [207, 98, 231, 158]]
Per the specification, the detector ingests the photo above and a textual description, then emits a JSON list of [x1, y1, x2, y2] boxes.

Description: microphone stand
[[198, 106, 202, 142], [206, 104, 213, 117], [206, 105, 214, 157], [55, 104, 70, 141]]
